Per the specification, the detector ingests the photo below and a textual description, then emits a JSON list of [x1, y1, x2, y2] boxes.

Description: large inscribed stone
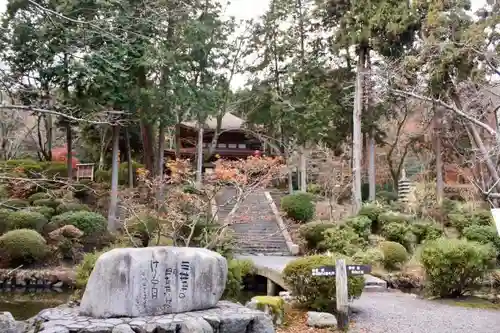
[[79, 246, 228, 318]]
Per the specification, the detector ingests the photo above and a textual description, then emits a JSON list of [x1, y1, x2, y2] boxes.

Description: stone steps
[[215, 188, 292, 255]]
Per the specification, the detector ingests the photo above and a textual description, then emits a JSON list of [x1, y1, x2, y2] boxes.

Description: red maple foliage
[[51, 145, 79, 169]]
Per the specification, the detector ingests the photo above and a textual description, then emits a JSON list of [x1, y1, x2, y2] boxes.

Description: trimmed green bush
[[223, 259, 255, 300], [1, 199, 29, 209], [28, 192, 50, 203], [56, 202, 91, 214], [377, 191, 398, 203], [22, 206, 55, 219], [352, 247, 384, 266], [449, 209, 493, 235], [411, 220, 443, 244], [43, 162, 68, 178], [283, 255, 364, 311], [0, 159, 43, 177], [280, 192, 315, 223], [0, 229, 48, 265], [51, 211, 107, 235], [32, 198, 61, 209], [321, 225, 365, 256], [381, 222, 414, 250], [6, 211, 48, 232], [298, 221, 336, 252], [358, 203, 385, 233], [420, 238, 496, 297], [378, 211, 412, 226], [463, 225, 500, 253], [0, 209, 12, 234], [345, 215, 372, 239], [379, 241, 408, 270]]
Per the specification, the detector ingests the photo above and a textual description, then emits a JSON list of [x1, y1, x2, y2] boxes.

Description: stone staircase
[[215, 188, 291, 256]]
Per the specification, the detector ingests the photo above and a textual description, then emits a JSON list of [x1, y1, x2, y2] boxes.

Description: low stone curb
[[264, 191, 299, 255], [0, 268, 76, 289]]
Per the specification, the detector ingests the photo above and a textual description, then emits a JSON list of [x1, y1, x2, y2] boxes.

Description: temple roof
[[181, 112, 244, 130]]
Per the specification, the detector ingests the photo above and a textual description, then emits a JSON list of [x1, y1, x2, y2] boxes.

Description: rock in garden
[[79, 246, 228, 318], [0, 311, 26, 333], [307, 311, 337, 328]]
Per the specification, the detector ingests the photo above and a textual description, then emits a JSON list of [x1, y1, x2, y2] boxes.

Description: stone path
[[351, 291, 500, 333], [216, 189, 291, 255]]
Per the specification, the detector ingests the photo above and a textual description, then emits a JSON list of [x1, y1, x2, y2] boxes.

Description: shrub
[[321, 225, 365, 256], [43, 162, 68, 178], [1, 199, 29, 209], [463, 225, 500, 253], [23, 206, 55, 219], [283, 255, 364, 311], [449, 209, 493, 235], [420, 238, 496, 297], [280, 192, 315, 223], [345, 215, 372, 239], [0, 209, 12, 234], [56, 202, 91, 214], [0, 159, 44, 177], [0, 229, 48, 265], [381, 222, 414, 250], [377, 190, 398, 203], [378, 211, 412, 226], [75, 250, 103, 289], [6, 211, 48, 232], [379, 241, 408, 270], [223, 259, 255, 300], [95, 169, 110, 183], [125, 214, 161, 247], [307, 183, 322, 195], [298, 221, 336, 252], [352, 247, 384, 266], [28, 192, 50, 203], [51, 211, 107, 235], [411, 220, 443, 244], [32, 198, 61, 209], [358, 203, 384, 233]]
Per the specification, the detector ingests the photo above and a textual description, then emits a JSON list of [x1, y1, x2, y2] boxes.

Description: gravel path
[[350, 291, 500, 333]]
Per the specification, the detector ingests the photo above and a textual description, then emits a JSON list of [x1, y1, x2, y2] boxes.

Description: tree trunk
[[299, 145, 307, 192], [366, 51, 376, 201], [66, 123, 73, 180], [175, 122, 181, 158], [108, 125, 120, 232], [352, 49, 365, 214], [157, 124, 166, 204], [125, 128, 134, 188], [195, 123, 204, 188], [44, 114, 53, 160], [433, 112, 444, 203]]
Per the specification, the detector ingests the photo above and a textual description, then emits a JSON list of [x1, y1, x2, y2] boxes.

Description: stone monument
[[20, 246, 275, 333], [80, 246, 228, 318]]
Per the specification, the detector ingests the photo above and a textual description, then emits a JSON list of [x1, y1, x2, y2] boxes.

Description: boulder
[[246, 296, 284, 325], [79, 246, 227, 318], [307, 311, 337, 328], [0, 312, 26, 333]]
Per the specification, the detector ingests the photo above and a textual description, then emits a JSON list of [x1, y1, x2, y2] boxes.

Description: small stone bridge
[[236, 255, 388, 295]]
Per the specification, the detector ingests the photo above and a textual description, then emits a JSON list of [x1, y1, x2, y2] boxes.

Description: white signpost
[[490, 208, 500, 236]]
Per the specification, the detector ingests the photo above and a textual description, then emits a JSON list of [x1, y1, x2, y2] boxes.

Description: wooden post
[[336, 259, 349, 330]]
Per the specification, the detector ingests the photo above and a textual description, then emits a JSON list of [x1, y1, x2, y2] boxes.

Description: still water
[[0, 289, 72, 320]]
